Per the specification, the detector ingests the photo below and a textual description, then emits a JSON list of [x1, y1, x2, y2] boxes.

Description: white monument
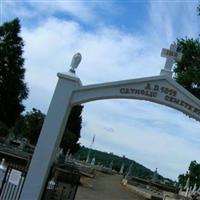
[[20, 45, 200, 200], [86, 135, 95, 163], [125, 162, 133, 179], [152, 168, 159, 183], [120, 163, 125, 174], [184, 177, 190, 190], [0, 158, 6, 170], [109, 161, 113, 170], [91, 157, 95, 165]]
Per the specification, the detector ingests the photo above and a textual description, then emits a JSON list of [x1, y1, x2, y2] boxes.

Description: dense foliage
[[178, 161, 200, 188], [175, 5, 200, 188], [60, 105, 83, 154], [0, 121, 9, 137], [0, 18, 28, 127], [12, 105, 83, 152], [173, 5, 200, 99], [13, 108, 45, 145], [0, 18, 83, 152], [174, 38, 200, 99]]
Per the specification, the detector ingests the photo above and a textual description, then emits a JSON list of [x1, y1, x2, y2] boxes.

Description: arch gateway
[[20, 44, 200, 200]]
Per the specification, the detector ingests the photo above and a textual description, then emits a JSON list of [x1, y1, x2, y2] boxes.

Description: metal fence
[[0, 166, 26, 200]]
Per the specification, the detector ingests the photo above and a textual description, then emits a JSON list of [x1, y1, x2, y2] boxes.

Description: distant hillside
[[74, 146, 169, 182]]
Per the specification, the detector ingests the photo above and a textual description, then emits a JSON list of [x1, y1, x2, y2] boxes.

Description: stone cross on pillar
[[160, 43, 182, 77]]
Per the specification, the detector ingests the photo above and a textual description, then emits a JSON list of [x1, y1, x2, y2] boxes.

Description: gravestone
[[120, 163, 125, 174]]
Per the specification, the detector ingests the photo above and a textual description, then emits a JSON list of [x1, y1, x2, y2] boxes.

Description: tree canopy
[[25, 108, 45, 145], [174, 38, 200, 99], [174, 5, 200, 187], [178, 161, 200, 188], [13, 108, 45, 145], [173, 5, 200, 99], [60, 105, 83, 154], [0, 18, 28, 127], [13, 105, 83, 153]]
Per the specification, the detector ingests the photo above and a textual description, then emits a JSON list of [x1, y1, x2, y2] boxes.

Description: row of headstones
[[57, 148, 162, 182], [63, 152, 139, 179], [179, 178, 200, 198]]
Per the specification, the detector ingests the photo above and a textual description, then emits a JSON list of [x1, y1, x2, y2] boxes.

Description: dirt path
[[75, 172, 145, 200]]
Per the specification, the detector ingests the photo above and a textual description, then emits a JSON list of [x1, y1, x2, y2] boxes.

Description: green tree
[[23, 108, 45, 145], [173, 5, 200, 99], [175, 5, 200, 188], [13, 115, 26, 138], [13, 105, 83, 153], [174, 38, 200, 99], [178, 173, 189, 188], [60, 105, 83, 154], [178, 161, 200, 188], [0, 121, 9, 137], [188, 160, 200, 187], [0, 18, 28, 127]]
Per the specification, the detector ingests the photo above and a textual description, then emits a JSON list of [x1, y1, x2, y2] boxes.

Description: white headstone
[[125, 163, 133, 179], [91, 157, 95, 165], [120, 163, 125, 174], [192, 183, 197, 194], [152, 168, 158, 183], [0, 158, 6, 170], [109, 161, 113, 169], [184, 177, 190, 190]]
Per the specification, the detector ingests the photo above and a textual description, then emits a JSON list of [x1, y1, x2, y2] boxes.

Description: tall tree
[[174, 6, 200, 99], [23, 108, 45, 145], [174, 38, 200, 99], [13, 105, 83, 153], [60, 105, 83, 154], [0, 121, 9, 137], [0, 18, 28, 127], [13, 115, 26, 138], [175, 4, 200, 188], [178, 161, 200, 188]]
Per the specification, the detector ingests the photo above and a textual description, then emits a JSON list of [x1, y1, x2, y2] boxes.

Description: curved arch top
[[70, 75, 200, 122]]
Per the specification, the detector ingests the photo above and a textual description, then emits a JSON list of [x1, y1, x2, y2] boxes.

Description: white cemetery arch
[[20, 47, 200, 200], [70, 74, 200, 121]]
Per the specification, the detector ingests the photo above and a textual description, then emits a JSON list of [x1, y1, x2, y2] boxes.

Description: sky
[[1, 0, 200, 180]]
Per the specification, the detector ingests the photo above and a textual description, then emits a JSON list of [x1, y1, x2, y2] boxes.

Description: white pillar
[[20, 72, 81, 200]]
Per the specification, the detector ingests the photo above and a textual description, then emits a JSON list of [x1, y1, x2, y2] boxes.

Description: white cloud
[[3, 1, 200, 179], [80, 100, 200, 180], [28, 1, 95, 22], [2, 0, 114, 24], [148, 1, 199, 41]]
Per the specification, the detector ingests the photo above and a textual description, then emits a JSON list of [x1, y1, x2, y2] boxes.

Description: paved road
[[75, 172, 145, 200]]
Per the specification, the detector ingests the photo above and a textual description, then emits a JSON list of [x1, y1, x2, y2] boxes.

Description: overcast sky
[[1, 0, 200, 180]]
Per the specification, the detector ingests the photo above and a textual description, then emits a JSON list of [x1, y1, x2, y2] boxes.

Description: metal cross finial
[[160, 42, 182, 77]]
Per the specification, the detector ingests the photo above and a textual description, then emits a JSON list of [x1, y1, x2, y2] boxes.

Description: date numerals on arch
[[145, 83, 177, 97]]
